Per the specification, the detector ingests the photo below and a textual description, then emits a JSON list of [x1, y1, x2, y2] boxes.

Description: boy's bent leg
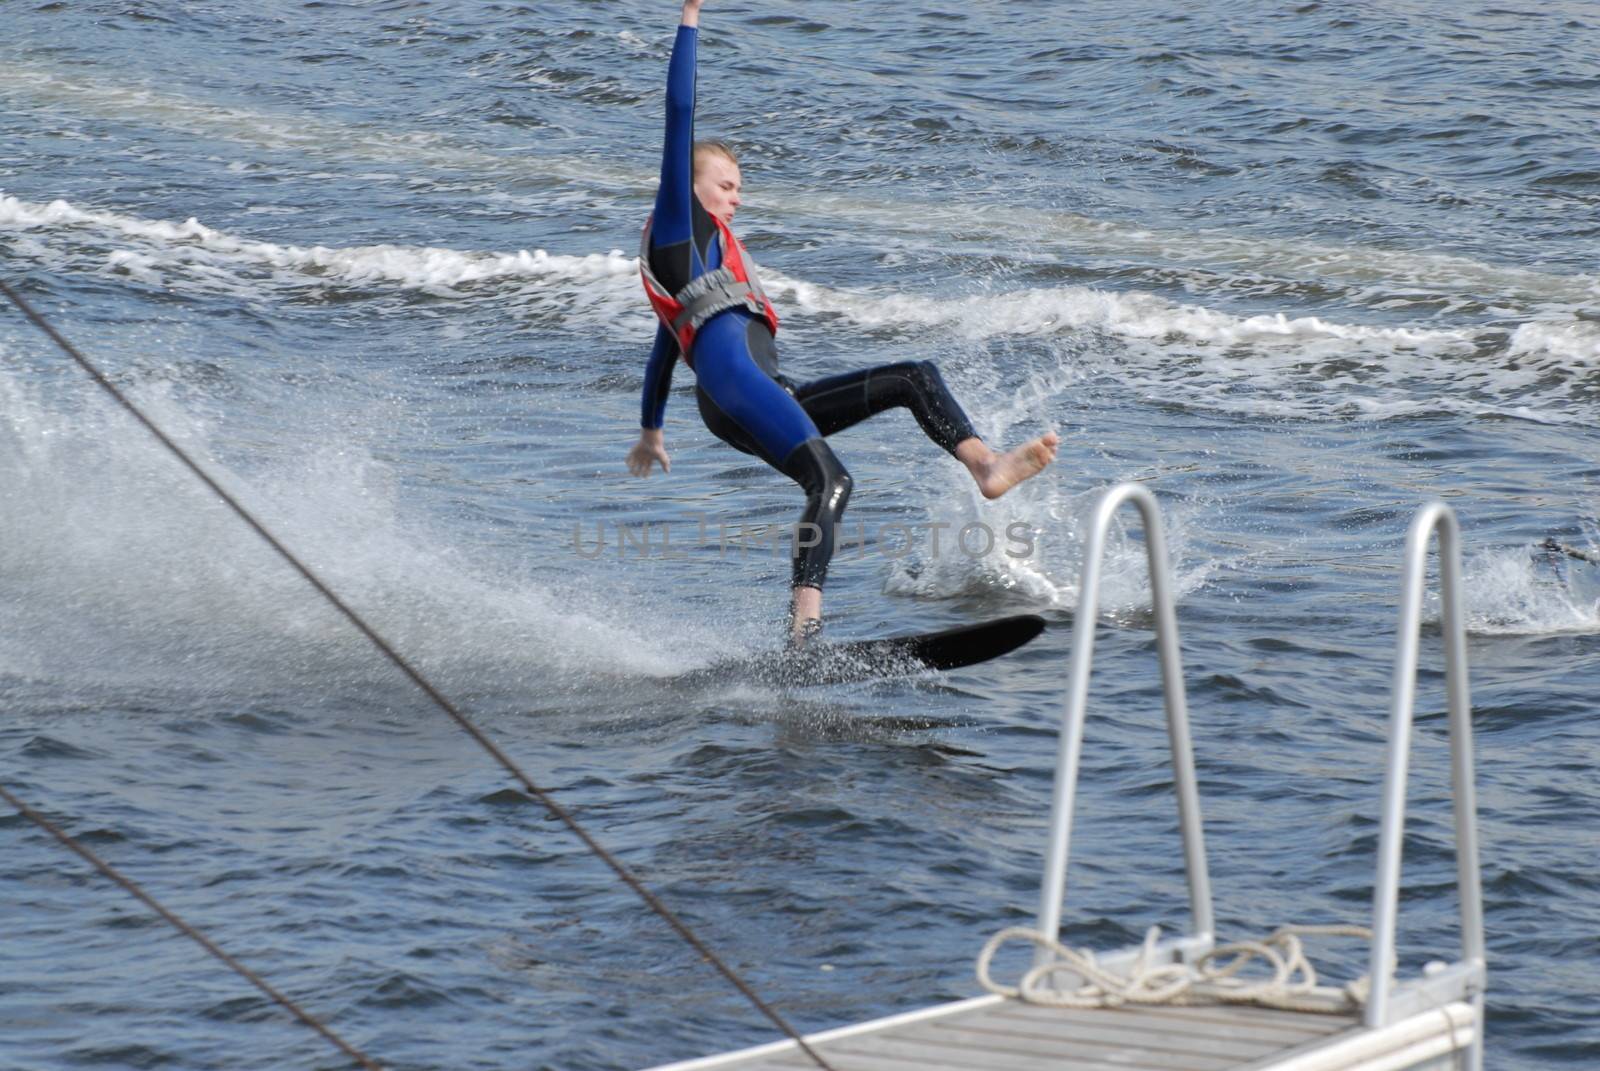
[[793, 359, 1059, 499], [691, 322, 851, 638], [792, 360, 977, 452]]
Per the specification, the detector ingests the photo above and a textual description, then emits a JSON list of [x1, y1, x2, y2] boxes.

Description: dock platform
[[646, 488, 1485, 1071], [650, 992, 1476, 1071]]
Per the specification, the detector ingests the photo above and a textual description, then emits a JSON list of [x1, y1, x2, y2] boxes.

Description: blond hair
[[693, 139, 739, 174]]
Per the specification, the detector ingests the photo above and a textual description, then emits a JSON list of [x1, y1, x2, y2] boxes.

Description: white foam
[[8, 55, 1598, 322], [2, 192, 635, 291], [771, 270, 1478, 352], [0, 366, 686, 694], [879, 376, 1216, 615], [1458, 546, 1600, 636], [777, 192, 1600, 312], [7, 191, 1597, 425], [1, 190, 652, 342], [1507, 318, 1600, 365]]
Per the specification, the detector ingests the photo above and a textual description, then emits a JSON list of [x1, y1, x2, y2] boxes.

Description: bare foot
[[971, 432, 1059, 499]]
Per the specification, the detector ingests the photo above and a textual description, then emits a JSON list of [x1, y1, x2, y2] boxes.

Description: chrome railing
[[1035, 482, 1215, 967], [1366, 502, 1486, 1070]]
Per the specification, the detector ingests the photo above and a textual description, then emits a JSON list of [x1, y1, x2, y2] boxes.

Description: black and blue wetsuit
[[642, 23, 978, 591]]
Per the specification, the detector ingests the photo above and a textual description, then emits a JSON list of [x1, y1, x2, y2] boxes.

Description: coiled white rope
[[977, 924, 1375, 1014]]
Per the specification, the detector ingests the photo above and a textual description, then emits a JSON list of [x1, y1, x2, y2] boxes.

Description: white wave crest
[[771, 270, 1477, 352], [1, 192, 638, 300], [7, 191, 1597, 425], [1507, 318, 1600, 365]]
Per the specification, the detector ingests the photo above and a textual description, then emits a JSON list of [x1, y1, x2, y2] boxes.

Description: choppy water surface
[[3, 2, 1598, 1068]]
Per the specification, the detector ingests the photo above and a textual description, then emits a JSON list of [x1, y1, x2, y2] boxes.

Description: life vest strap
[[670, 266, 767, 333]]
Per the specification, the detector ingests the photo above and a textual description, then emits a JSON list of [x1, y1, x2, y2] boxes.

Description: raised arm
[[629, 2, 706, 479], [651, 1, 704, 248]]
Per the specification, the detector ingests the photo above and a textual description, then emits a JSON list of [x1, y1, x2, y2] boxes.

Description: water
[[2, 1, 1598, 1068]]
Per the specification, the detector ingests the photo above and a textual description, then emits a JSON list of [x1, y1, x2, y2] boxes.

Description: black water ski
[[675, 613, 1046, 688]]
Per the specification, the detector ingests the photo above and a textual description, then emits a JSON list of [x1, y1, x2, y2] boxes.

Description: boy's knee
[[781, 439, 851, 516]]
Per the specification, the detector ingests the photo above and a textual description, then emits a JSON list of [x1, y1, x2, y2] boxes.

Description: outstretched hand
[[680, 0, 703, 26], [627, 429, 672, 477]]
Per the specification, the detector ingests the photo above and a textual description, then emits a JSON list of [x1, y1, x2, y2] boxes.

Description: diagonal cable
[[1, 278, 837, 1071], [0, 782, 384, 1070]]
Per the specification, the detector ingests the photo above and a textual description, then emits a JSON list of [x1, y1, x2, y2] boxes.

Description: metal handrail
[[1365, 503, 1485, 1071], [1035, 482, 1214, 966]]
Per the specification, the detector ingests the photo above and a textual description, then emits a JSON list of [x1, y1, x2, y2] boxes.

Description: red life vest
[[639, 212, 780, 356]]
